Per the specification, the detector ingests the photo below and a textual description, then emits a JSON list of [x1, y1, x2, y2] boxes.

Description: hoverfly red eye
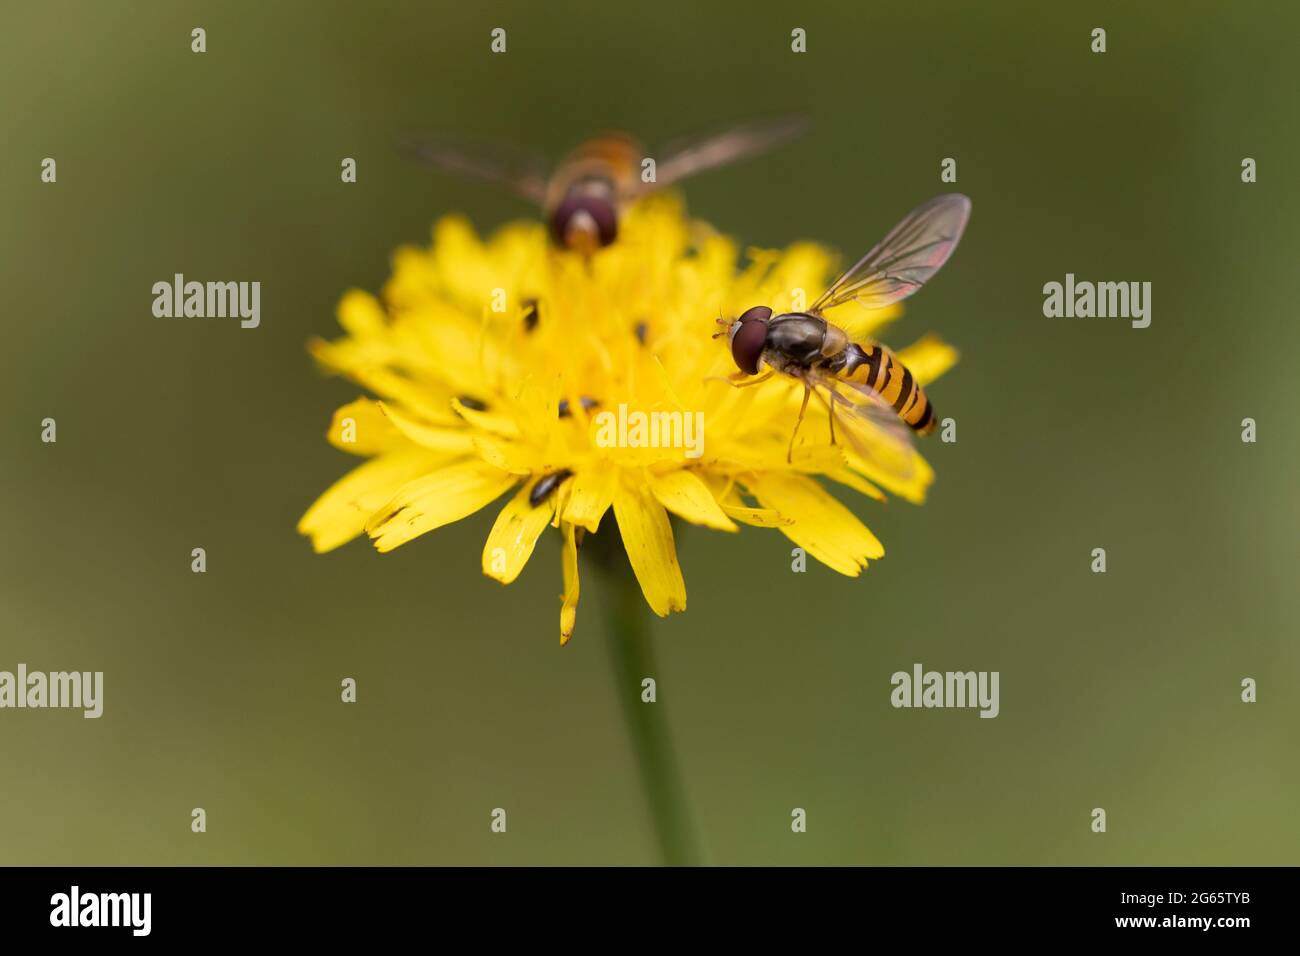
[[738, 305, 773, 324], [549, 194, 618, 248], [730, 318, 768, 375]]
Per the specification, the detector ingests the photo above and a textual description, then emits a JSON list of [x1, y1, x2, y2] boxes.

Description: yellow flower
[[298, 195, 957, 643]]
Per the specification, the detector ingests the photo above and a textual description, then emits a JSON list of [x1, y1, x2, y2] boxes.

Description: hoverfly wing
[[807, 368, 919, 485], [811, 194, 971, 314], [637, 114, 810, 196], [400, 134, 550, 204]]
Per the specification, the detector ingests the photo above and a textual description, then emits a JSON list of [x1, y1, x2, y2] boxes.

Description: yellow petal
[[896, 334, 959, 386], [823, 465, 886, 502], [747, 472, 884, 576], [482, 481, 557, 584], [563, 463, 617, 533], [410, 306, 512, 399], [472, 435, 540, 475], [308, 340, 460, 425], [336, 289, 388, 338], [772, 243, 837, 302], [560, 522, 580, 645], [613, 480, 686, 616], [649, 470, 737, 531], [649, 355, 686, 411], [452, 397, 521, 439], [367, 460, 517, 553], [703, 473, 791, 527], [298, 450, 442, 553], [378, 402, 476, 453], [512, 374, 562, 441], [844, 447, 934, 505], [720, 500, 790, 527], [327, 398, 405, 455]]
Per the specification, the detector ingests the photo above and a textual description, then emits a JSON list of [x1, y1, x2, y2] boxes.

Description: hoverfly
[[714, 193, 971, 474], [403, 116, 807, 253]]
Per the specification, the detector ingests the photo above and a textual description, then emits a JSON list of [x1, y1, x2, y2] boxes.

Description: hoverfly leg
[[825, 380, 840, 445], [787, 383, 812, 463], [809, 380, 854, 446], [705, 370, 775, 389], [731, 370, 774, 388]]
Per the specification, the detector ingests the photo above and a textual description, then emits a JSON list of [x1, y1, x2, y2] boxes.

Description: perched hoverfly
[[715, 193, 971, 473], [403, 116, 807, 253]]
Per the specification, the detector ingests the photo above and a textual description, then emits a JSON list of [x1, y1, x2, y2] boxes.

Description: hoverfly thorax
[[765, 312, 834, 368]]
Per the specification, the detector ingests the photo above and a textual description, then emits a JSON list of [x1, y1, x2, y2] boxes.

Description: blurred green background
[[2, 0, 1296, 865]]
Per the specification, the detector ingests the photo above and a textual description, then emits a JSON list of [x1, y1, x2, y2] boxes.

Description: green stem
[[597, 556, 703, 867]]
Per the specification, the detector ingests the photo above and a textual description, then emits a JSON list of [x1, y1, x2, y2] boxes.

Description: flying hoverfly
[[403, 116, 808, 253], [714, 193, 972, 474]]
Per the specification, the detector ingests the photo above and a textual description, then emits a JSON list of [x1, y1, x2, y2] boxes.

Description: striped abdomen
[[830, 343, 936, 434]]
